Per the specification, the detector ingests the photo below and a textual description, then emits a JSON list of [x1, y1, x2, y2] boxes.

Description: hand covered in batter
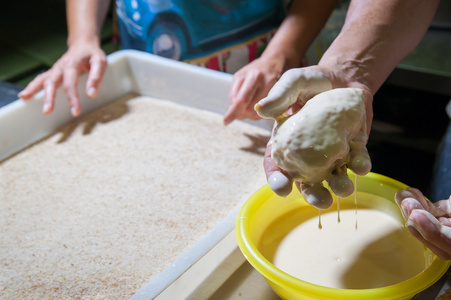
[[396, 187, 451, 260], [256, 68, 371, 210]]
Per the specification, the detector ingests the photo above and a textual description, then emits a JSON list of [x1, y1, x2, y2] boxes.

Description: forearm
[[262, 0, 337, 70], [319, 0, 440, 95], [66, 0, 111, 47]]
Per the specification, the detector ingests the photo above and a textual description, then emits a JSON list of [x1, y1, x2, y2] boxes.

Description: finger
[[408, 210, 451, 259], [230, 98, 266, 121], [395, 188, 431, 212], [86, 54, 107, 99], [228, 74, 245, 102], [43, 83, 56, 114], [406, 225, 451, 260], [348, 141, 372, 176], [255, 69, 332, 119], [63, 67, 81, 117], [398, 197, 424, 221], [224, 76, 246, 125], [439, 217, 451, 227], [18, 73, 47, 100], [240, 105, 262, 121], [327, 165, 354, 198], [395, 188, 443, 221], [224, 100, 246, 125], [298, 181, 333, 210], [432, 198, 451, 218], [224, 76, 260, 125], [41, 69, 64, 114], [264, 143, 293, 197], [406, 188, 431, 208], [227, 107, 257, 122]]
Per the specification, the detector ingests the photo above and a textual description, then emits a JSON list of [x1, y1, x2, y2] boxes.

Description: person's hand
[[18, 41, 107, 117], [257, 66, 373, 210], [223, 55, 286, 125], [395, 187, 451, 260]]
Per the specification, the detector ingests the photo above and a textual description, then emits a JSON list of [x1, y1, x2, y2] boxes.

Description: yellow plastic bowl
[[236, 171, 451, 300]]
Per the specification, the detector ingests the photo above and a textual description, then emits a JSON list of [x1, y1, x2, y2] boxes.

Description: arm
[[223, 0, 337, 125], [260, 0, 338, 74], [318, 0, 440, 129], [19, 0, 111, 117], [261, 0, 440, 196], [66, 0, 110, 48]]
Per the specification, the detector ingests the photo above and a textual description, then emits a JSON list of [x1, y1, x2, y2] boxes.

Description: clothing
[[430, 100, 451, 201], [115, 0, 286, 73]]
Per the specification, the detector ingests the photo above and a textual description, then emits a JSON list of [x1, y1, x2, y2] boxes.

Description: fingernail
[[268, 171, 292, 197], [398, 189, 416, 201], [349, 154, 371, 176], [71, 106, 79, 117], [223, 117, 231, 126], [87, 87, 96, 98], [399, 202, 410, 221], [407, 218, 426, 239], [402, 198, 423, 216], [43, 103, 50, 113]]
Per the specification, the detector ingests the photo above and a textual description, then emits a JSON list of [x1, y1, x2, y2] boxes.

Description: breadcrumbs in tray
[[0, 94, 270, 299]]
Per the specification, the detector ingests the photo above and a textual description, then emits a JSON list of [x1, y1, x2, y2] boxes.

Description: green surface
[[16, 33, 68, 67], [399, 29, 451, 76], [0, 44, 44, 82], [320, 3, 451, 78], [0, 0, 114, 87]]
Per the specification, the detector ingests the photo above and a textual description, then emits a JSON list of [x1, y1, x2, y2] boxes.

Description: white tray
[[0, 50, 272, 299], [0, 49, 272, 162]]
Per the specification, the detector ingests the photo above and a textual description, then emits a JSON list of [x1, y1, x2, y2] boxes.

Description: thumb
[[255, 68, 332, 119]]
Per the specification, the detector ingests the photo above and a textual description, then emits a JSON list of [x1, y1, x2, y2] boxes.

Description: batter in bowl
[[267, 193, 427, 289]]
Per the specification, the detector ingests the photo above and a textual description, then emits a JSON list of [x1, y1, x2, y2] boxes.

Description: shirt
[[114, 0, 286, 73]]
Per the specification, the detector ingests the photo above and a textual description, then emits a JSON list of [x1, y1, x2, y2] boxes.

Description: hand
[[257, 67, 373, 210], [223, 55, 285, 125], [396, 187, 451, 260], [18, 41, 107, 117]]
